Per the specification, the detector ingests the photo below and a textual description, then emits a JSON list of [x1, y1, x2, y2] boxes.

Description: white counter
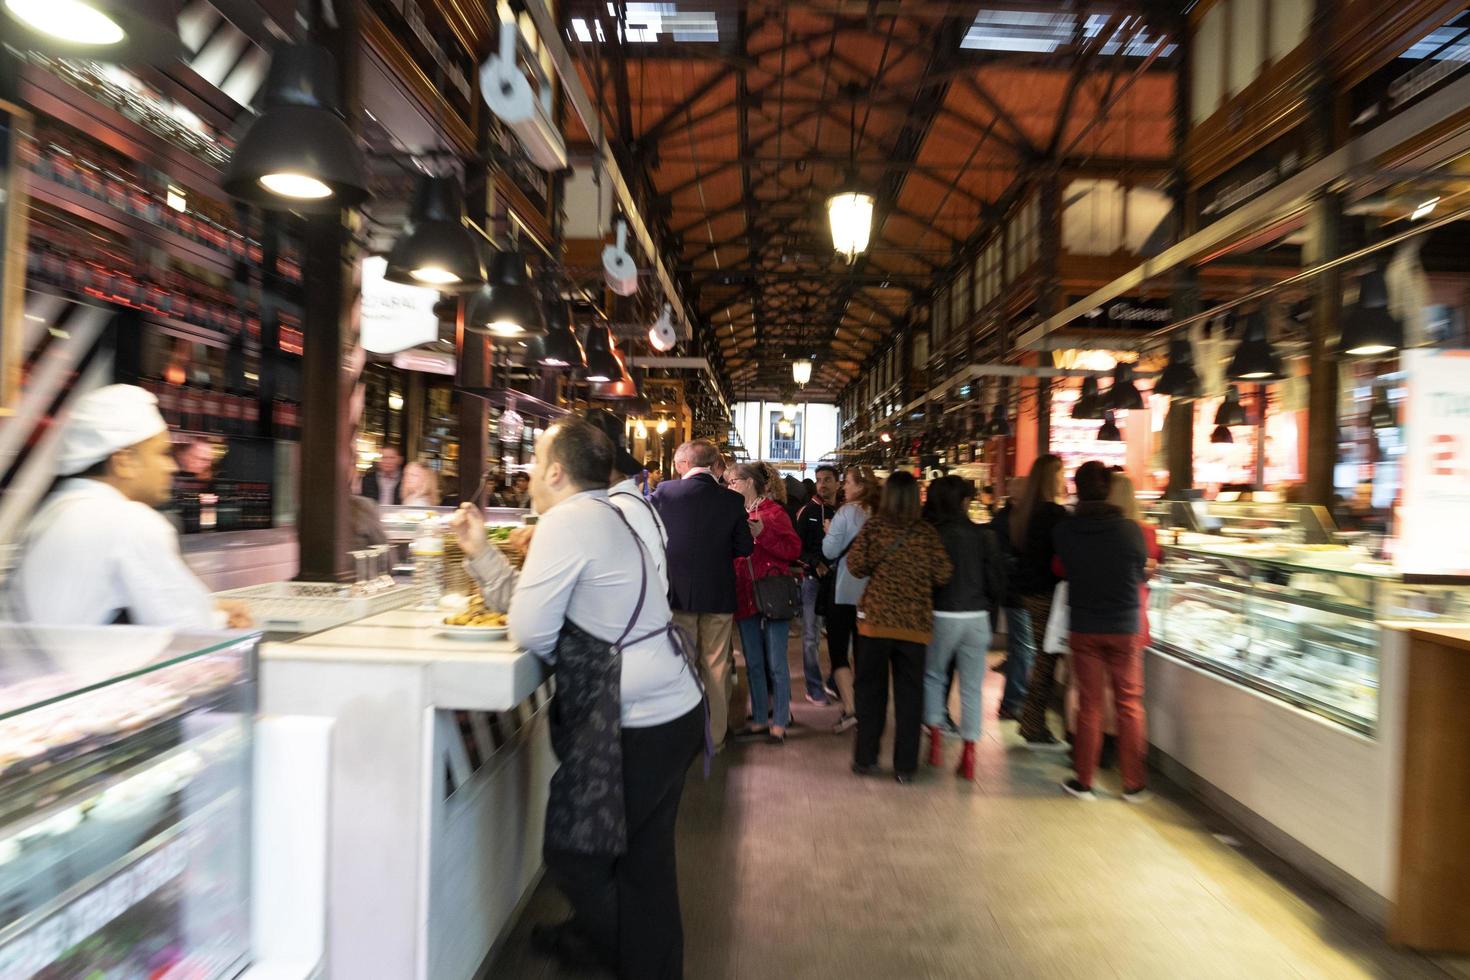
[[260, 610, 554, 980]]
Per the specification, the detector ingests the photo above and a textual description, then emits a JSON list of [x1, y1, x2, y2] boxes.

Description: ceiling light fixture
[[1340, 269, 1404, 357], [467, 248, 546, 337], [385, 174, 484, 291], [1215, 385, 1248, 427], [656, 418, 670, 435], [792, 357, 813, 386], [634, 420, 648, 440], [1153, 336, 1201, 399], [583, 322, 621, 383], [539, 300, 586, 369], [1411, 196, 1440, 220], [828, 191, 875, 262], [1107, 362, 1145, 410], [1210, 424, 1234, 445], [1097, 411, 1122, 442], [1227, 309, 1285, 381], [648, 302, 677, 352], [2, 0, 184, 63], [223, 43, 370, 212]]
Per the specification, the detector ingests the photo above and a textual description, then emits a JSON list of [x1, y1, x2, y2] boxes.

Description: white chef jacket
[[468, 489, 700, 728], [6, 479, 217, 628]]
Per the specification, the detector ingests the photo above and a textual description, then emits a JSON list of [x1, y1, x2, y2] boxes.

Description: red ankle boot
[[956, 741, 977, 782], [927, 726, 944, 767]]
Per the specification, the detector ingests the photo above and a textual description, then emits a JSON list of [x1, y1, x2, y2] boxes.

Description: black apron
[[543, 500, 710, 858]]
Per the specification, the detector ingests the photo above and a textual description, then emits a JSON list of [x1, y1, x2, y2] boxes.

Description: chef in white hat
[[6, 384, 250, 629]]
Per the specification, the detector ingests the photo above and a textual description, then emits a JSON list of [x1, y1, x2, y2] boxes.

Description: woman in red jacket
[[728, 462, 802, 744]]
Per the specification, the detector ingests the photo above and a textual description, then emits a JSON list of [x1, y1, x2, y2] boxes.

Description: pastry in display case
[[0, 625, 256, 979]]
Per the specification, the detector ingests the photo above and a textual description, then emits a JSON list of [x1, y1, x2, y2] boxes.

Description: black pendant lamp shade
[[1097, 411, 1122, 442], [223, 43, 370, 212], [591, 352, 638, 400], [385, 176, 484, 291], [1340, 270, 1404, 357], [1, 0, 185, 64], [583, 322, 621, 383], [468, 250, 546, 337], [1210, 424, 1234, 445], [539, 301, 586, 369], [1072, 376, 1106, 419], [1154, 337, 1201, 399], [1228, 309, 1285, 382], [1108, 362, 1145, 411], [986, 403, 1012, 438], [1215, 385, 1248, 427]]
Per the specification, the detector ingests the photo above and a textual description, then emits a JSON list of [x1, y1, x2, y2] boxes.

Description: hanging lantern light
[[591, 350, 637, 400], [782, 401, 799, 421], [1210, 424, 1234, 445], [467, 248, 546, 337], [777, 417, 796, 438], [539, 300, 586, 369], [656, 418, 670, 435], [1153, 336, 1201, 399], [1072, 376, 1106, 419], [1228, 309, 1285, 381], [827, 191, 875, 262], [1215, 385, 1248, 427], [793, 358, 814, 386], [634, 420, 649, 440], [1107, 361, 1145, 411], [223, 43, 370, 211], [1, 0, 184, 63], [1097, 411, 1122, 442], [1340, 269, 1404, 357], [583, 322, 621, 383], [384, 174, 484, 290]]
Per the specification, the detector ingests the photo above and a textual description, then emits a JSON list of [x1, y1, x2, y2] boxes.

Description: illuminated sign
[[360, 256, 440, 355], [1399, 349, 1470, 575]]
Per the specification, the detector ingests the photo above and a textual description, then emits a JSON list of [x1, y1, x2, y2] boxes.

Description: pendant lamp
[[1153, 337, 1201, 399], [1097, 411, 1122, 442], [1073, 376, 1106, 419], [793, 358, 813, 386], [224, 43, 369, 212], [985, 403, 1012, 438], [1, 0, 184, 64], [1340, 269, 1404, 357], [384, 175, 484, 291], [1228, 309, 1285, 382], [583, 322, 621, 383], [827, 191, 874, 262], [467, 249, 546, 337], [1108, 362, 1145, 411], [539, 300, 586, 369], [591, 351, 638, 401], [1210, 424, 1234, 445], [1215, 385, 1248, 427]]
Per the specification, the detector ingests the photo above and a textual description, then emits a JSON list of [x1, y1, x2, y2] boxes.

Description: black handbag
[[747, 557, 801, 620]]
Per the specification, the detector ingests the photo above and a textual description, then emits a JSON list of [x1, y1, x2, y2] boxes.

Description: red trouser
[[1070, 633, 1147, 792]]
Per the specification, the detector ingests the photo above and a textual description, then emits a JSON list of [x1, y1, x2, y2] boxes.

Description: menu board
[[1400, 349, 1470, 575]]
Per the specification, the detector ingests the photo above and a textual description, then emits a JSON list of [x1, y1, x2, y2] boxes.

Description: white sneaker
[[1062, 779, 1096, 801], [1122, 787, 1153, 805]]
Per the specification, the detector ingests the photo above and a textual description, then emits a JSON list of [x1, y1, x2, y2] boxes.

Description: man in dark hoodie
[[1052, 460, 1149, 803]]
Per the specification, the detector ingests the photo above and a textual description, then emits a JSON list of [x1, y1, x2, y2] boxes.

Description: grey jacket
[[821, 502, 870, 606]]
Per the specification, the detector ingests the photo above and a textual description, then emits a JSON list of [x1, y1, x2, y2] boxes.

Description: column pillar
[[1035, 173, 1063, 455], [456, 117, 494, 505], [296, 1, 363, 582], [1304, 192, 1342, 506], [1166, 269, 1199, 494]]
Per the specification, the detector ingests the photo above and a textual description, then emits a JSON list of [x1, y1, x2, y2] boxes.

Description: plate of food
[[436, 599, 509, 640]]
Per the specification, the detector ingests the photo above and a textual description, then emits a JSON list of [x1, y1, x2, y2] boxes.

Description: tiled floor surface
[[487, 639, 1470, 979]]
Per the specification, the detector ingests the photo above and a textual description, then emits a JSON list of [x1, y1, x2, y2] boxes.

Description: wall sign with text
[[1399, 349, 1470, 576]]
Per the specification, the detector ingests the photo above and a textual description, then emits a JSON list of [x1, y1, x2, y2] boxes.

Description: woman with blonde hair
[[400, 461, 442, 506], [1013, 454, 1071, 748], [821, 465, 880, 731]]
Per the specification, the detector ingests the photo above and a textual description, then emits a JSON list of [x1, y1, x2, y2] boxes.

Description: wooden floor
[[487, 637, 1470, 980]]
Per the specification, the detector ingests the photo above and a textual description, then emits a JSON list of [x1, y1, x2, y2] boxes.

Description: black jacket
[[794, 498, 837, 574], [990, 503, 1022, 607], [652, 473, 754, 613], [1053, 501, 1147, 636], [931, 517, 1007, 619], [1016, 501, 1068, 598], [359, 469, 402, 505]]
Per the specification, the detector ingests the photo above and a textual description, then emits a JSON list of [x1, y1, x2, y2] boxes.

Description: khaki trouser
[[673, 612, 735, 748]]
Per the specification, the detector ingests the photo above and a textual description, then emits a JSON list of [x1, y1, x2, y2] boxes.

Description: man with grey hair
[[654, 439, 753, 749]]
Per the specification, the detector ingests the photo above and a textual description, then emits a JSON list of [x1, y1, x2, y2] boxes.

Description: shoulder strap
[[594, 499, 650, 650]]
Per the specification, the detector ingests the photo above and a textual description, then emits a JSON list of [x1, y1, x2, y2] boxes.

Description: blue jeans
[[1000, 606, 1033, 715], [738, 615, 791, 729], [924, 613, 992, 742], [799, 576, 826, 700]]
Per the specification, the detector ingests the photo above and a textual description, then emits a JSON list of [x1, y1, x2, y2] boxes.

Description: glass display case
[[1144, 499, 1336, 543], [0, 626, 256, 978], [1150, 537, 1470, 735], [377, 504, 531, 544]]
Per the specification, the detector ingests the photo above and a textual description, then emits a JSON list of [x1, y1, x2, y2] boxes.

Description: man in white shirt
[[586, 409, 669, 594], [7, 384, 249, 629], [449, 417, 702, 978]]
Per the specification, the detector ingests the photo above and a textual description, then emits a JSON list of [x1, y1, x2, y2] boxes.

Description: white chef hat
[[58, 384, 168, 475]]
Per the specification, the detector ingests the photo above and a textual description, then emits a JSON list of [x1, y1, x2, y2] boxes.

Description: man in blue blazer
[[653, 439, 753, 749]]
